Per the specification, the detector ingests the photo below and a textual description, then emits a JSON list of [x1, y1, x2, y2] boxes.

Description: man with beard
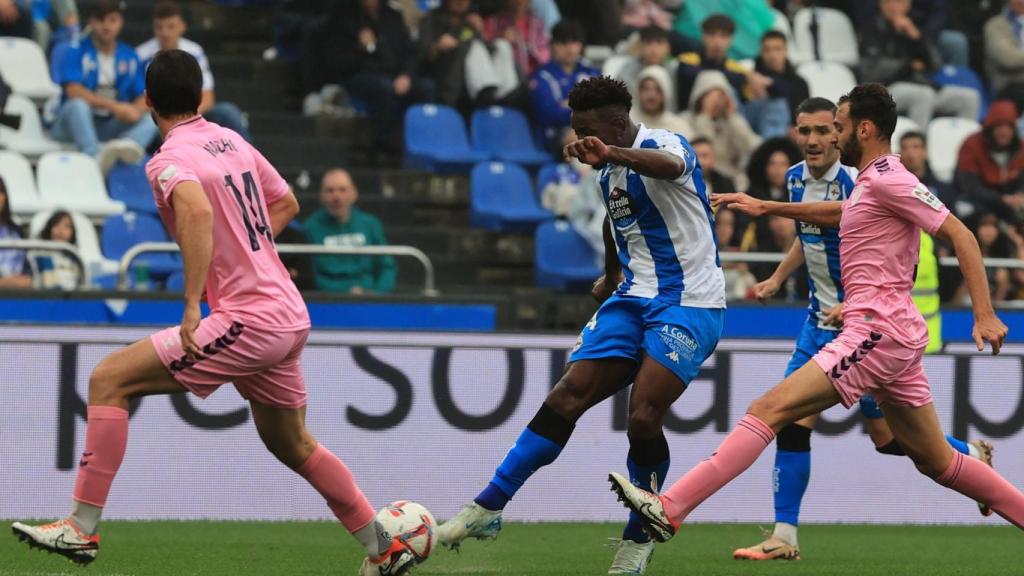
[[608, 83, 1024, 544]]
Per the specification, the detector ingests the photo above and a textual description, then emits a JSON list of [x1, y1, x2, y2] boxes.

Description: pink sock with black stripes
[[661, 414, 775, 523], [936, 450, 1024, 529]]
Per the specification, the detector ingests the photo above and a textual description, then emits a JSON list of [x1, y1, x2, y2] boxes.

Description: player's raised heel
[[436, 503, 503, 550], [732, 536, 801, 561], [11, 519, 99, 565], [607, 472, 676, 543], [970, 440, 996, 517], [359, 540, 418, 576]]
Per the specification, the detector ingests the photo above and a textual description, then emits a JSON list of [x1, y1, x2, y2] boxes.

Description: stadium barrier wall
[[3, 325, 1023, 525]]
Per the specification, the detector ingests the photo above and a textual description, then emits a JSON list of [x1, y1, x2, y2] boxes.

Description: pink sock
[[298, 444, 376, 532], [936, 450, 1024, 529], [72, 406, 129, 507], [661, 414, 775, 523]]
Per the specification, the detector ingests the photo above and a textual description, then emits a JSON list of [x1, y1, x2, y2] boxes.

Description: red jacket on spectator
[[955, 100, 1024, 224]]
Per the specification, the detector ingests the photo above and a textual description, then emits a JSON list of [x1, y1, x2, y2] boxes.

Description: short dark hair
[[689, 136, 712, 147], [761, 30, 787, 44], [795, 97, 837, 117], [551, 19, 586, 44], [640, 25, 670, 44], [702, 14, 735, 35], [145, 49, 202, 118], [568, 76, 631, 114], [838, 83, 898, 140], [900, 130, 927, 147], [40, 210, 76, 246], [154, 0, 183, 20], [90, 0, 124, 20]]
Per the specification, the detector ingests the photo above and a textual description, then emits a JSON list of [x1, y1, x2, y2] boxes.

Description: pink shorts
[[151, 312, 310, 408], [811, 325, 932, 409]]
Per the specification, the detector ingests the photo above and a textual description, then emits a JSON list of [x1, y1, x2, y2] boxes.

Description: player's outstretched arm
[[564, 136, 685, 180], [267, 188, 300, 238], [172, 181, 214, 358], [712, 192, 843, 228], [935, 214, 1009, 354]]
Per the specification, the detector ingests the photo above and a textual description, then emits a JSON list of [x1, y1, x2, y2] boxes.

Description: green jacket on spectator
[[303, 207, 396, 294]]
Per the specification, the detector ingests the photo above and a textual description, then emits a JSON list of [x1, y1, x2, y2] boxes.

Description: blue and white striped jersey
[[786, 160, 858, 329], [599, 124, 725, 308]]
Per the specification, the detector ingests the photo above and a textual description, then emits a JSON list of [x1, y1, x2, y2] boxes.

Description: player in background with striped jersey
[[733, 97, 993, 562], [438, 76, 725, 575]]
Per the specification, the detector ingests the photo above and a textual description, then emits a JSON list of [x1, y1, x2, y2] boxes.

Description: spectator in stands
[[531, 0, 561, 31], [755, 30, 810, 123], [691, 136, 736, 195], [529, 20, 598, 150], [485, 0, 550, 78], [557, 0, 622, 47], [630, 65, 691, 135], [745, 137, 802, 202], [621, 2, 698, 55], [956, 211, 1020, 303], [900, 130, 963, 215], [0, 178, 31, 289], [0, 0, 32, 38], [714, 206, 758, 299], [136, 1, 251, 141], [275, 221, 315, 291], [51, 0, 156, 175], [955, 100, 1024, 227], [303, 168, 396, 295], [680, 70, 762, 190], [539, 131, 606, 262], [856, 0, 971, 67], [33, 210, 80, 290], [984, 0, 1024, 111], [615, 27, 679, 106], [677, 14, 788, 138], [419, 0, 522, 108], [859, 0, 979, 129], [33, 0, 79, 49], [341, 0, 435, 154], [674, 0, 775, 60]]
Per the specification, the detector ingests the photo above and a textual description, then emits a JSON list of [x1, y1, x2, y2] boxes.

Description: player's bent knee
[[87, 359, 127, 405], [626, 402, 664, 438], [546, 374, 594, 422], [266, 436, 317, 470]]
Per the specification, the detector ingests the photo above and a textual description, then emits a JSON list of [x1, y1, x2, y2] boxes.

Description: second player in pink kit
[[11, 50, 416, 576], [609, 83, 1024, 542]]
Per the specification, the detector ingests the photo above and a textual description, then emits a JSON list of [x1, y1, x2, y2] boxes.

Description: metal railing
[[720, 251, 1024, 270], [116, 242, 438, 296], [0, 239, 91, 288]]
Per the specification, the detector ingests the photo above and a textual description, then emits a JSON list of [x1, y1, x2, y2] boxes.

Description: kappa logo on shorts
[[830, 331, 882, 379], [666, 351, 680, 364], [169, 321, 245, 373]]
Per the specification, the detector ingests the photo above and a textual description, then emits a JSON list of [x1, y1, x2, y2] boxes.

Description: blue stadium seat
[[471, 106, 553, 167], [404, 104, 487, 173], [165, 270, 185, 291], [108, 160, 158, 215], [470, 162, 553, 232], [931, 65, 988, 121], [535, 162, 580, 197], [101, 212, 181, 280], [534, 220, 601, 291]]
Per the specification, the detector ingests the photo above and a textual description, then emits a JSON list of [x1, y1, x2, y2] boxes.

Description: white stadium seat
[[30, 209, 116, 276], [891, 116, 922, 152], [771, 8, 808, 64], [602, 54, 634, 81], [0, 150, 45, 222], [926, 117, 981, 183], [793, 7, 859, 67], [36, 152, 125, 220], [797, 61, 856, 105], [0, 94, 65, 158], [0, 37, 61, 101]]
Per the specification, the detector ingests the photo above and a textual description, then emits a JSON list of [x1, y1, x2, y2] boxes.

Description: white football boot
[[607, 538, 656, 574], [607, 472, 677, 543], [11, 518, 100, 565], [358, 539, 417, 576], [436, 503, 502, 550]]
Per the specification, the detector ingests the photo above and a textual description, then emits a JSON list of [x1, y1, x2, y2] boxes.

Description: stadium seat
[[470, 161, 553, 232], [534, 219, 601, 291], [108, 160, 158, 214], [891, 116, 922, 152], [772, 8, 807, 64], [471, 107, 553, 167], [0, 150, 45, 221], [602, 54, 633, 80], [36, 152, 126, 219], [30, 209, 117, 278], [404, 104, 487, 173], [165, 269, 185, 291], [931, 65, 988, 121], [0, 37, 61, 101], [535, 162, 580, 198], [101, 212, 181, 280], [927, 117, 981, 183], [0, 94, 65, 158], [797, 61, 856, 105], [792, 7, 859, 67]]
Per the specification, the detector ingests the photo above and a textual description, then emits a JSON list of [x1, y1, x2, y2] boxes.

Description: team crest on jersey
[[826, 180, 842, 200], [608, 187, 638, 227]]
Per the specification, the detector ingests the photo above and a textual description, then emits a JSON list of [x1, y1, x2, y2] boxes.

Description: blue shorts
[[568, 295, 724, 386], [784, 317, 841, 377]]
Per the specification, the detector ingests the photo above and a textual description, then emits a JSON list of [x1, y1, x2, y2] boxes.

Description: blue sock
[[773, 424, 812, 526], [622, 433, 670, 543], [474, 404, 572, 511], [945, 434, 970, 455]]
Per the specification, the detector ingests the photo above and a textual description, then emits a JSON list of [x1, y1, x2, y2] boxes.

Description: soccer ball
[[376, 500, 437, 562]]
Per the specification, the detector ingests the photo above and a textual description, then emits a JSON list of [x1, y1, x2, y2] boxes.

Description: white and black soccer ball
[[376, 500, 437, 562]]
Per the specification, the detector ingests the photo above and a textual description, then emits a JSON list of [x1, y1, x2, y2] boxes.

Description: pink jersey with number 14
[[146, 117, 310, 331], [839, 154, 949, 349]]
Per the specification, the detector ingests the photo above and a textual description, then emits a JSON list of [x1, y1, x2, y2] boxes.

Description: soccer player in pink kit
[[609, 83, 1024, 541], [11, 50, 413, 576]]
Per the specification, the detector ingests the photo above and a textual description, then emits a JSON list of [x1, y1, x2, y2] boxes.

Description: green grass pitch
[[1, 521, 1019, 575]]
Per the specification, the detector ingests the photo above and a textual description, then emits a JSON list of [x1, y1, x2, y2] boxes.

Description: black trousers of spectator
[[347, 72, 436, 150]]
